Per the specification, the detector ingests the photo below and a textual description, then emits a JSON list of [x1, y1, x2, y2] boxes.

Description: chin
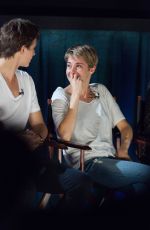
[[24, 63, 30, 68]]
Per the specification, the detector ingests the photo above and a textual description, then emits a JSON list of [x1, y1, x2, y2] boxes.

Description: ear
[[89, 65, 96, 75], [20, 45, 26, 54]]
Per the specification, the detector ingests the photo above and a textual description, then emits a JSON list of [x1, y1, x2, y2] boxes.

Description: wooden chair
[[47, 99, 92, 170], [38, 99, 92, 209], [135, 96, 150, 164], [47, 98, 123, 208], [38, 139, 67, 209]]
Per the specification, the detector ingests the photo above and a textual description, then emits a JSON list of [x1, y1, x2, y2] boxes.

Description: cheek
[[66, 69, 71, 76], [29, 52, 32, 57]]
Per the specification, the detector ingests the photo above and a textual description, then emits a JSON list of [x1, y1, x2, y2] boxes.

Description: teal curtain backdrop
[[25, 30, 150, 133]]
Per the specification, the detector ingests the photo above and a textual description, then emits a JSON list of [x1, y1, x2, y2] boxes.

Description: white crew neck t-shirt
[[52, 83, 125, 169]]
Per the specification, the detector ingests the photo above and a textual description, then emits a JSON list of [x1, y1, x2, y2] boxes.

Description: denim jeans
[[35, 144, 94, 212], [84, 157, 150, 196]]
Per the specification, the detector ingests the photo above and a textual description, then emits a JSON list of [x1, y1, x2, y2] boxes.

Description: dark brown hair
[[0, 18, 39, 58]]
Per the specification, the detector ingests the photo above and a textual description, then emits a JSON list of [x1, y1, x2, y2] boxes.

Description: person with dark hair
[[0, 19, 95, 214]]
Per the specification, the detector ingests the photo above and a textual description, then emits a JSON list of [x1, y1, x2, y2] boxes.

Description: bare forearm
[[116, 120, 133, 160], [32, 123, 48, 140], [120, 125, 133, 152], [28, 111, 48, 140], [58, 94, 79, 141]]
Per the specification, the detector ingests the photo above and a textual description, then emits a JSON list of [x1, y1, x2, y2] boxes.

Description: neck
[[81, 83, 90, 99], [80, 85, 96, 102], [0, 58, 17, 81]]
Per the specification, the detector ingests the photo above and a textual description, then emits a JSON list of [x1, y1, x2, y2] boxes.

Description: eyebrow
[[67, 62, 85, 66]]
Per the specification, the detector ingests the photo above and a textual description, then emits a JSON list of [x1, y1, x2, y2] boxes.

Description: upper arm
[[29, 111, 45, 128], [97, 85, 125, 128], [51, 87, 69, 129], [116, 119, 133, 135]]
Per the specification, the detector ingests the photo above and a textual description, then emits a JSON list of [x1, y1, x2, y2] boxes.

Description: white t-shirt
[[52, 83, 125, 169], [0, 69, 40, 131]]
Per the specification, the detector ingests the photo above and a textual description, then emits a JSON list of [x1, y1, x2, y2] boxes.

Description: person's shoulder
[[16, 69, 34, 85], [16, 69, 33, 82], [90, 83, 109, 94], [16, 69, 30, 78], [51, 87, 66, 101], [53, 87, 65, 95], [90, 83, 107, 89]]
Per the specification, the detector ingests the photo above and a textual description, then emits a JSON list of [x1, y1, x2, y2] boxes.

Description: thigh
[[58, 167, 92, 193], [85, 157, 150, 189], [37, 160, 91, 194], [36, 160, 66, 193]]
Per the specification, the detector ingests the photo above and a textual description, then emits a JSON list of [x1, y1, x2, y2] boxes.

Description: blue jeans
[[35, 144, 94, 212], [37, 160, 94, 212], [57, 166, 94, 211], [84, 157, 150, 196]]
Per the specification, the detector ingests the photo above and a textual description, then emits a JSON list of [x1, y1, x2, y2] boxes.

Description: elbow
[[42, 126, 48, 140], [57, 127, 72, 142], [62, 135, 72, 142], [59, 132, 72, 142], [129, 125, 133, 140]]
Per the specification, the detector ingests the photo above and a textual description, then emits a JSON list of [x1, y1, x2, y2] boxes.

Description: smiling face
[[64, 45, 98, 85], [66, 54, 96, 84]]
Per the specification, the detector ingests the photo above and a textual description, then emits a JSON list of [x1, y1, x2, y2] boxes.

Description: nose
[[70, 66, 77, 75]]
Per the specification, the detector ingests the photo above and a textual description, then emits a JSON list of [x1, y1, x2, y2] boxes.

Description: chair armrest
[[135, 136, 150, 146], [50, 137, 92, 150], [48, 138, 68, 150]]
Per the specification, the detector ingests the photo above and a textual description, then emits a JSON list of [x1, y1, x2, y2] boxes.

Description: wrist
[[120, 139, 131, 150], [37, 134, 46, 144]]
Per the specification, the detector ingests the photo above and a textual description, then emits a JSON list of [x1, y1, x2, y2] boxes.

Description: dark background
[[1, 0, 150, 31], [0, 0, 150, 18]]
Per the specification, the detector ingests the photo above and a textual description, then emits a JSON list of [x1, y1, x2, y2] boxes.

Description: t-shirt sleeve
[[51, 87, 69, 129], [29, 76, 40, 113], [98, 84, 125, 127]]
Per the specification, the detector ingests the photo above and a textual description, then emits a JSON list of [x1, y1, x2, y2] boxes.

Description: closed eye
[[76, 64, 82, 69]]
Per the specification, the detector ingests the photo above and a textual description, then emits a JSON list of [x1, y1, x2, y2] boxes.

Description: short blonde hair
[[64, 44, 99, 68]]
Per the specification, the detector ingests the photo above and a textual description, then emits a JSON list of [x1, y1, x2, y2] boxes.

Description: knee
[[77, 173, 93, 191], [132, 182, 150, 196]]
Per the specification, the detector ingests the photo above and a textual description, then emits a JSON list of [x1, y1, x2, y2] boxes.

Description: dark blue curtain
[[26, 30, 150, 133]]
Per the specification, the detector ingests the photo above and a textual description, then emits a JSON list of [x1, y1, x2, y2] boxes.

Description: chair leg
[[38, 149, 64, 210], [80, 150, 85, 172], [48, 146, 54, 159], [58, 149, 62, 163], [98, 197, 106, 207], [39, 193, 51, 209]]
